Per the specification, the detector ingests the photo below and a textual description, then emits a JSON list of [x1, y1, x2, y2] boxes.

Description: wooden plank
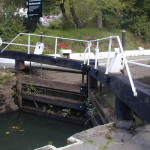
[[89, 90, 114, 124], [0, 50, 85, 71], [21, 75, 86, 94], [21, 92, 87, 111], [22, 106, 85, 125], [36, 87, 86, 101], [25, 63, 83, 74]]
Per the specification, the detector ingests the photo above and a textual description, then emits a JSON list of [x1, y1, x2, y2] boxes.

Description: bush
[[129, 15, 150, 40], [48, 18, 73, 29], [48, 19, 63, 29], [0, 7, 26, 41]]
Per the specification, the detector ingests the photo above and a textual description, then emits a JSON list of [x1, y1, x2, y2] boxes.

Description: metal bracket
[[108, 48, 125, 74], [80, 86, 87, 93], [34, 42, 44, 55], [81, 63, 89, 72], [105, 74, 111, 83]]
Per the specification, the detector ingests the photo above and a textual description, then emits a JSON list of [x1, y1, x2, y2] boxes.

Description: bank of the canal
[[0, 68, 86, 150], [38, 123, 150, 150], [0, 68, 18, 113]]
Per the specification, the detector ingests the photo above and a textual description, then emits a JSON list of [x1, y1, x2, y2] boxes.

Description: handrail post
[[54, 37, 58, 58], [117, 36, 137, 96], [94, 40, 99, 69], [105, 37, 112, 74], [87, 42, 92, 65], [83, 46, 88, 64], [28, 33, 31, 54]]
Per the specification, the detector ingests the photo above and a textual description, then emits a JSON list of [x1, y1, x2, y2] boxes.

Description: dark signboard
[[27, 0, 42, 18]]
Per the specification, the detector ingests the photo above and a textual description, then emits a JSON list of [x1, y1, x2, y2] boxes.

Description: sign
[[27, 0, 42, 18]]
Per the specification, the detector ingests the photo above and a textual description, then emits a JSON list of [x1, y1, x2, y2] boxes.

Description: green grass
[[3, 27, 150, 53]]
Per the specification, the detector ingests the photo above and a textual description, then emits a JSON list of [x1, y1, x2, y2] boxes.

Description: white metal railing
[[0, 33, 149, 97], [89, 36, 138, 96], [127, 61, 150, 69], [0, 33, 89, 57]]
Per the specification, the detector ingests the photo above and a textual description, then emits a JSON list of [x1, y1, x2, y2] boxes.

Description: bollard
[[40, 32, 43, 43], [122, 30, 126, 51]]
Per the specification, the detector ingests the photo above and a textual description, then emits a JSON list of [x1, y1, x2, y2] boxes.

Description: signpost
[[27, 0, 42, 18]]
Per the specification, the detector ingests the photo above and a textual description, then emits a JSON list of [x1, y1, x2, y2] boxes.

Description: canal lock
[[14, 63, 103, 127]]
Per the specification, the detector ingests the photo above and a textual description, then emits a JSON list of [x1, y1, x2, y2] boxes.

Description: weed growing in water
[[26, 83, 42, 95], [62, 108, 71, 117], [85, 99, 96, 117]]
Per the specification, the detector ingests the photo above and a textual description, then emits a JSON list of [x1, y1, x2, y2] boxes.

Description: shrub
[[0, 7, 26, 41], [48, 19, 63, 29], [129, 15, 150, 40]]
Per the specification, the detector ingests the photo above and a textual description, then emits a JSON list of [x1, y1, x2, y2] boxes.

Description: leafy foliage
[[26, 83, 42, 95], [62, 108, 71, 117], [0, 0, 149, 41], [121, 0, 150, 39], [129, 15, 150, 39], [0, 7, 25, 41]]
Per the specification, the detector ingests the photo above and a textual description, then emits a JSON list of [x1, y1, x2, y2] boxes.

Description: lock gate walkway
[[0, 49, 150, 123]]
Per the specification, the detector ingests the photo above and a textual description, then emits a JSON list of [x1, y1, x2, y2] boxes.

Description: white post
[[87, 42, 92, 65], [54, 37, 58, 58], [117, 36, 137, 96], [28, 33, 31, 54], [94, 40, 99, 69], [0, 37, 2, 46], [83, 46, 88, 64], [105, 37, 112, 74]]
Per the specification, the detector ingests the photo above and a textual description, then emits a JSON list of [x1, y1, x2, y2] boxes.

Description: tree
[[68, 0, 81, 28], [59, 0, 68, 21], [97, 9, 103, 29], [121, 0, 150, 39], [84, 0, 124, 29]]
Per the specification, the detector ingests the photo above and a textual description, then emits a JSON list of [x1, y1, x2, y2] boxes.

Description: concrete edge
[[34, 136, 83, 150], [34, 123, 113, 150]]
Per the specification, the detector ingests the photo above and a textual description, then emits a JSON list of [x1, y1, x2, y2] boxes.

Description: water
[[0, 111, 84, 150]]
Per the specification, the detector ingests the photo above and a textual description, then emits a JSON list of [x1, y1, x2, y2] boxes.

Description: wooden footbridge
[[0, 33, 150, 128]]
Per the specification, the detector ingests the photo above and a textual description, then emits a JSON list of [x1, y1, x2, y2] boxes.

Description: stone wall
[[0, 69, 18, 114]]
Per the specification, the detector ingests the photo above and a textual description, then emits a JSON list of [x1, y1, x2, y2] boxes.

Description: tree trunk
[[97, 9, 103, 29], [69, 0, 81, 28], [59, 1, 68, 21]]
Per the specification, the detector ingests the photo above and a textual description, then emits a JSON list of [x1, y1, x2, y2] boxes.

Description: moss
[[86, 138, 95, 144], [0, 69, 15, 85], [98, 133, 114, 150]]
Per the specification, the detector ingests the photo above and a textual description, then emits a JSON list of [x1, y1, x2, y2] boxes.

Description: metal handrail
[[2, 42, 35, 48], [1, 33, 149, 96], [90, 36, 138, 97], [1, 33, 21, 52], [127, 61, 150, 69], [1, 33, 89, 56]]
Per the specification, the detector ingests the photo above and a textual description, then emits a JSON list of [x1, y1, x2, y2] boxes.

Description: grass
[[3, 27, 150, 53]]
